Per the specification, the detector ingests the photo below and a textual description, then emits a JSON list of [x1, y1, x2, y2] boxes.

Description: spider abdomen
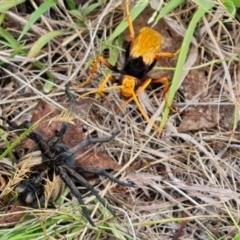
[[15, 173, 45, 206]]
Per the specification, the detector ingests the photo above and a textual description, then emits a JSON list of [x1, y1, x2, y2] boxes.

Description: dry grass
[[0, 0, 240, 239]]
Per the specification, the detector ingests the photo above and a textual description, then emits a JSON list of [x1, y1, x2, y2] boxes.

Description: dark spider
[[1, 120, 132, 226]]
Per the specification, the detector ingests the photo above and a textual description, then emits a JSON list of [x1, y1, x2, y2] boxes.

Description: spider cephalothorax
[[7, 121, 132, 226]]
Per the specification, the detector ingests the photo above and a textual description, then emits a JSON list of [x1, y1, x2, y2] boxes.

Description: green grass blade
[[64, 0, 76, 10], [83, 2, 102, 16], [0, 124, 36, 160], [27, 30, 63, 92], [152, 0, 185, 24], [0, 0, 25, 12], [69, 10, 85, 22], [0, 13, 6, 25], [70, 2, 103, 26], [18, 0, 57, 41], [106, 34, 124, 73], [231, 0, 240, 7], [0, 129, 14, 161], [0, 26, 24, 51], [28, 30, 63, 58], [0, 26, 55, 86], [222, 0, 237, 16], [0, 26, 26, 65], [234, 234, 240, 240], [160, 0, 216, 130]]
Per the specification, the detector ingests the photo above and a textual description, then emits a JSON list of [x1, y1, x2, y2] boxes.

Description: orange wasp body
[[76, 1, 179, 132]]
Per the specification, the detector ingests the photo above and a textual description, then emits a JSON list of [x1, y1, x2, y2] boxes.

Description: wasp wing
[[130, 27, 163, 66]]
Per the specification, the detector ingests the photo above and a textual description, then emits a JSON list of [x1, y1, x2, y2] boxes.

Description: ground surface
[[0, 0, 240, 239]]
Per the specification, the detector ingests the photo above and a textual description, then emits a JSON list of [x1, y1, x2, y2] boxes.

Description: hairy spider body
[[15, 160, 64, 208], [16, 172, 45, 205], [5, 121, 132, 226]]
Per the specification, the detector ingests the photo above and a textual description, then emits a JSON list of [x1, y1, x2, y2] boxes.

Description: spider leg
[[47, 123, 69, 148], [0, 118, 45, 156], [65, 83, 75, 103], [66, 131, 120, 157], [0, 118, 69, 159], [58, 165, 95, 226], [76, 167, 133, 187], [0, 117, 31, 132], [56, 131, 120, 166], [29, 123, 69, 160], [27, 130, 55, 159], [62, 165, 116, 218], [65, 83, 79, 114]]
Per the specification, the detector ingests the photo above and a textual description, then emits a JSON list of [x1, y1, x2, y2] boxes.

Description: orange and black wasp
[[74, 0, 179, 132]]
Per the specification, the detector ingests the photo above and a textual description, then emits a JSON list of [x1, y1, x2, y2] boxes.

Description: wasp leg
[[75, 166, 133, 187], [151, 77, 177, 113], [95, 74, 117, 106], [152, 77, 169, 94], [132, 81, 164, 133], [72, 57, 119, 89], [155, 49, 180, 60], [117, 78, 163, 133], [77, 74, 115, 100], [77, 74, 118, 108], [116, 77, 152, 114], [97, 74, 117, 94], [125, 0, 134, 42]]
